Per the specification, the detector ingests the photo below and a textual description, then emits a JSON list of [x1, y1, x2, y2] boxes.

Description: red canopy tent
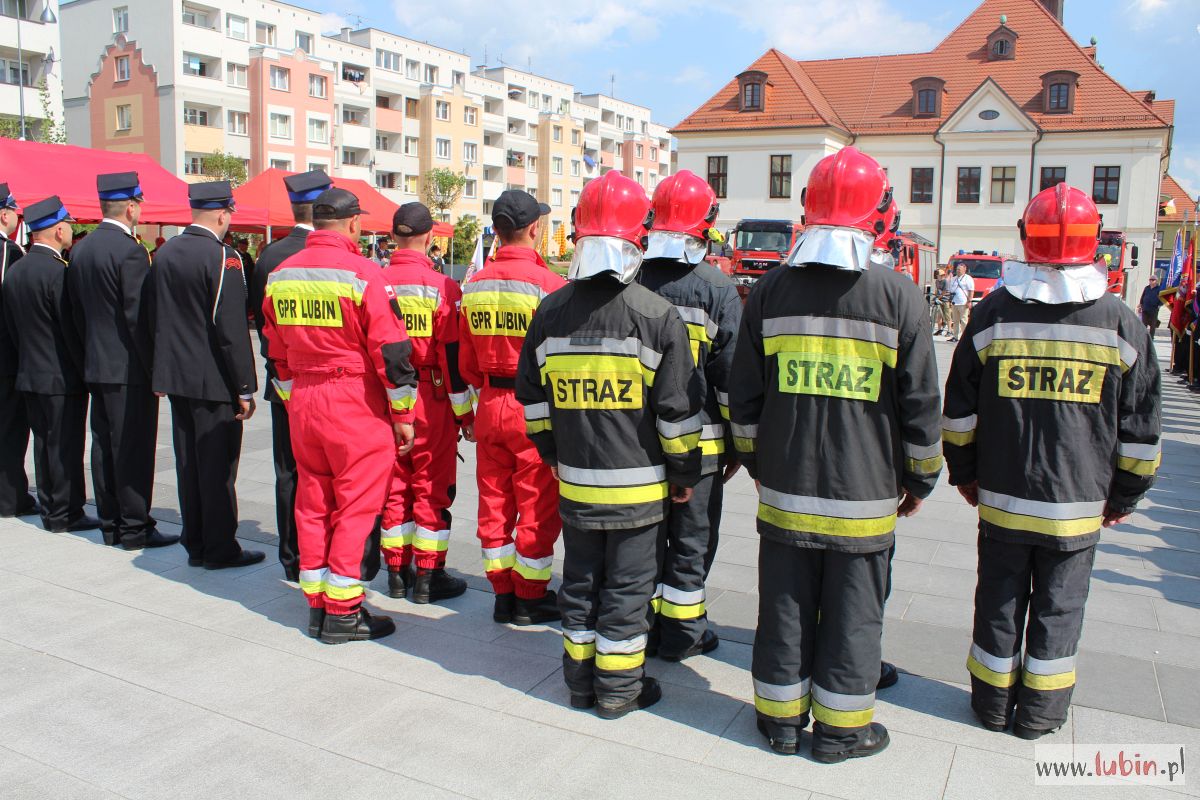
[[0, 138, 269, 227]]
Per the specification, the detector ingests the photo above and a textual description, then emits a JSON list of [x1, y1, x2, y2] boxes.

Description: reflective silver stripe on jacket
[[762, 316, 900, 349], [390, 284, 441, 300], [462, 278, 546, 298], [557, 463, 666, 486], [903, 441, 942, 460], [758, 487, 898, 519], [267, 266, 369, 297], [972, 321, 1139, 368], [731, 423, 758, 438], [977, 489, 1106, 520], [676, 305, 719, 340], [941, 414, 977, 433], [535, 336, 662, 371], [657, 413, 702, 439]]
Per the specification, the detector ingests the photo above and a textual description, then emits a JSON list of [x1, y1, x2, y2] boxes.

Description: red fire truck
[[948, 250, 1009, 305], [727, 219, 802, 298], [892, 232, 938, 291], [1097, 229, 1139, 299]]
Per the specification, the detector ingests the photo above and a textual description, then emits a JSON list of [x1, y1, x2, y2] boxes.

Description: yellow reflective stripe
[[559, 480, 668, 505], [380, 535, 413, 549], [1022, 669, 1076, 691], [540, 353, 654, 387], [324, 583, 365, 601], [659, 431, 701, 454], [978, 339, 1123, 370], [811, 700, 874, 728], [266, 279, 363, 304], [650, 595, 662, 614], [700, 438, 725, 456], [763, 334, 897, 369], [299, 578, 324, 595], [758, 503, 896, 538], [719, 404, 730, 420], [942, 428, 975, 447], [595, 651, 645, 671], [1117, 454, 1161, 476], [755, 694, 811, 718], [564, 639, 596, 660], [978, 504, 1101, 537], [483, 555, 516, 571], [413, 536, 450, 552], [514, 562, 553, 581], [734, 436, 756, 454], [967, 653, 1020, 688], [461, 290, 541, 310], [906, 454, 944, 476], [659, 599, 705, 620], [525, 419, 552, 434]]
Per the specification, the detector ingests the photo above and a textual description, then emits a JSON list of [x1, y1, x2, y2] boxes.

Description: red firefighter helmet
[[571, 170, 653, 248], [1018, 183, 1101, 266], [873, 198, 900, 251], [801, 146, 892, 234], [650, 170, 718, 240]]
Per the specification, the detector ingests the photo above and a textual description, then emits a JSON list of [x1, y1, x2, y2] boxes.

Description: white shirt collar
[[103, 218, 133, 236], [190, 223, 223, 241], [293, 223, 314, 232], [30, 242, 62, 257]]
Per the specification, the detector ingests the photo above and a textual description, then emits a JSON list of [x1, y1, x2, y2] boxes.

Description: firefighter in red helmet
[[944, 183, 1161, 738], [730, 146, 942, 761], [516, 171, 702, 718], [636, 170, 741, 661]]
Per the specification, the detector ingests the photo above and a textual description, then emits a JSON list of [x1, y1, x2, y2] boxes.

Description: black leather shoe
[[812, 722, 890, 764], [512, 590, 561, 626], [307, 607, 325, 638], [660, 629, 720, 662], [8, 496, 38, 517], [757, 718, 801, 756], [320, 607, 396, 644], [1013, 723, 1059, 740], [387, 568, 410, 599], [204, 549, 266, 570], [570, 692, 596, 709], [122, 530, 181, 551], [187, 556, 203, 567], [977, 713, 1010, 733], [494, 592, 515, 623], [877, 661, 899, 690], [49, 515, 102, 533], [597, 677, 662, 720], [410, 568, 467, 604]]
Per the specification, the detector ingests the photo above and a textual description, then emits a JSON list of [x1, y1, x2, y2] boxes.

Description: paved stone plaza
[[2, 337, 1198, 799]]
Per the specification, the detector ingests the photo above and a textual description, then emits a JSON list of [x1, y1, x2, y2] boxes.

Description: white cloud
[[668, 65, 709, 86], [1132, 0, 1168, 12], [320, 12, 351, 35], [1173, 153, 1200, 200]]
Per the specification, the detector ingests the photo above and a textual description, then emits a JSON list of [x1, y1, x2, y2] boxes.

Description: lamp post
[[16, 2, 58, 141]]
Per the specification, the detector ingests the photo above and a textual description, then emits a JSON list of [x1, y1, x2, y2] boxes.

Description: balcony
[[482, 145, 504, 168], [373, 149, 410, 173], [505, 165, 525, 186], [375, 105, 406, 134], [183, 123, 224, 154], [340, 122, 372, 150]]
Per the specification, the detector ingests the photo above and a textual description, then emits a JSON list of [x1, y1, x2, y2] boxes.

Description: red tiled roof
[[673, 0, 1170, 136], [1152, 99, 1175, 126], [1160, 174, 1198, 224]]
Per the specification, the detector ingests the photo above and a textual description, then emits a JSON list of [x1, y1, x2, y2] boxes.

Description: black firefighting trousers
[[968, 533, 1095, 732], [752, 538, 889, 752], [560, 521, 664, 704], [652, 472, 723, 656]]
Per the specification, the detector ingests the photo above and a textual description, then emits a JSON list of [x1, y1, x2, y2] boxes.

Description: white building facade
[[0, 0, 64, 139]]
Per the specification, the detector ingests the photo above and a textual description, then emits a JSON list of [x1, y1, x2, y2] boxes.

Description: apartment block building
[[0, 0, 63, 140], [58, 0, 670, 236]]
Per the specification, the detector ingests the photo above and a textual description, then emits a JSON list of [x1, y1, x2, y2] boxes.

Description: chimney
[[1039, 0, 1064, 23], [340, 26, 352, 39]]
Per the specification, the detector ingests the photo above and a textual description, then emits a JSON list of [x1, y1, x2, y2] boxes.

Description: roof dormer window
[[986, 18, 1018, 61], [1040, 70, 1079, 114], [910, 77, 945, 118], [736, 69, 768, 113]]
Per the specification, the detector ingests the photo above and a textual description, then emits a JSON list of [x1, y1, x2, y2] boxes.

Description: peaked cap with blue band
[[0, 182, 18, 211], [189, 180, 235, 210], [25, 196, 75, 232], [97, 171, 144, 201], [284, 170, 332, 204]]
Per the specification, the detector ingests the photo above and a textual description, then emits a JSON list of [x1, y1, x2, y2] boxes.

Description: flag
[[1160, 227, 1184, 302], [463, 232, 485, 283], [1170, 228, 1195, 336]]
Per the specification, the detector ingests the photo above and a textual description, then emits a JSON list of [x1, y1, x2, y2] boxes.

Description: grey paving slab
[[1072, 650, 1165, 722], [882, 618, 970, 686], [1071, 707, 1200, 798], [1154, 598, 1200, 637], [1083, 589, 1160, 630], [1081, 617, 1200, 670], [903, 592, 974, 630], [1155, 663, 1200, 728]]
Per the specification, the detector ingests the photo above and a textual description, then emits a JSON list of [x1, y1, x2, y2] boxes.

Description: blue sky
[[313, 0, 1199, 195]]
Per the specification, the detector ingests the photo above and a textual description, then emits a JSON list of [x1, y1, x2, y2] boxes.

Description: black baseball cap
[[492, 189, 550, 229], [312, 188, 361, 220], [392, 202, 434, 236]]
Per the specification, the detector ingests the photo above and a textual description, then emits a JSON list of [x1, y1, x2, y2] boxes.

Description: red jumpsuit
[[379, 250, 473, 571], [460, 246, 566, 599], [262, 230, 417, 615]]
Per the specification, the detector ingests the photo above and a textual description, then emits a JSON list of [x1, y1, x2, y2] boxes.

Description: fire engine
[[726, 219, 802, 298], [1097, 229, 1138, 300], [891, 232, 938, 290], [948, 250, 1008, 304]]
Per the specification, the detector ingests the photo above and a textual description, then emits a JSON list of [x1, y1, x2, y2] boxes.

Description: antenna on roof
[[483, 45, 488, 66], [610, 73, 615, 96]]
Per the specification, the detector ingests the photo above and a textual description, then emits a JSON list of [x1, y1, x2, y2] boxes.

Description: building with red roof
[[673, 0, 1172, 291]]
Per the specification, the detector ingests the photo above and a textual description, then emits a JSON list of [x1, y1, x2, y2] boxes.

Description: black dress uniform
[[636, 256, 741, 659], [67, 173, 174, 549], [2, 197, 93, 532], [152, 182, 260, 568], [0, 183, 37, 517], [247, 169, 328, 580]]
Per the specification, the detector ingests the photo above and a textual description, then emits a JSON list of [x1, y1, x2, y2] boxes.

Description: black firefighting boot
[[512, 590, 561, 626], [410, 568, 467, 604], [877, 661, 899, 690], [319, 607, 397, 645], [387, 568, 410, 599], [494, 592, 515, 623], [757, 718, 802, 756], [812, 723, 891, 764], [659, 629, 720, 662], [597, 677, 663, 720], [307, 607, 325, 638]]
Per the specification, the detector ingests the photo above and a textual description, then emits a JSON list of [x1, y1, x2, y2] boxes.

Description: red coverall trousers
[[382, 373, 458, 570], [291, 372, 394, 615], [475, 383, 561, 599]]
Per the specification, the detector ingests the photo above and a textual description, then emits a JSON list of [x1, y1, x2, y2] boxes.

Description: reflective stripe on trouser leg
[[510, 425, 561, 600], [559, 526, 604, 698], [513, 552, 554, 595], [412, 527, 450, 570], [381, 452, 415, 569], [810, 547, 888, 752], [1016, 544, 1095, 731], [380, 520, 415, 569], [482, 542, 516, 582], [562, 628, 597, 699], [968, 533, 1034, 725], [324, 572, 366, 616], [473, 395, 519, 595], [299, 567, 328, 609], [657, 472, 718, 656], [410, 381, 458, 571], [752, 538, 818, 736]]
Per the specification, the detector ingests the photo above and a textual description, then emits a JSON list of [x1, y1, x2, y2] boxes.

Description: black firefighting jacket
[[729, 262, 943, 553], [943, 289, 1161, 550], [637, 257, 742, 475], [516, 275, 703, 531]]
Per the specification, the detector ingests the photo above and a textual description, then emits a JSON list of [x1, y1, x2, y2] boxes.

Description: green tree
[[421, 167, 467, 221], [451, 214, 480, 266], [201, 150, 248, 186]]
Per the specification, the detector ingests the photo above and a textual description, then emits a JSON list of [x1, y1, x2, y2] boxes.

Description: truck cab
[[1097, 229, 1139, 300], [728, 219, 801, 298], [948, 250, 1006, 304]]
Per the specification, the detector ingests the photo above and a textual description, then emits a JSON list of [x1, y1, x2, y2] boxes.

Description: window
[[527, 155, 537, 172], [552, 157, 563, 175], [651, 147, 658, 161], [296, 32, 313, 54], [769, 155, 792, 199], [571, 160, 581, 177], [570, 189, 581, 207], [181, 5, 209, 27], [115, 104, 132, 131], [552, 188, 563, 207], [342, 149, 359, 166], [307, 118, 329, 144], [182, 107, 209, 126], [1093, 166, 1120, 205], [436, 138, 451, 159], [529, 124, 537, 141], [226, 14, 247, 40], [453, 70, 465, 87], [342, 107, 366, 125], [0, 0, 25, 16], [376, 172, 397, 190], [269, 112, 292, 139], [406, 59, 419, 80], [309, 74, 326, 98], [424, 65, 438, 84], [435, 101, 450, 121], [181, 54, 209, 78], [910, 167, 934, 204], [405, 97, 419, 117], [376, 135, 389, 151], [957, 167, 982, 203], [184, 155, 205, 176], [1040, 166, 1066, 191], [115, 56, 130, 82], [992, 39, 1009, 58], [572, 129, 580, 146], [270, 158, 292, 171], [256, 22, 276, 46], [270, 66, 289, 91], [553, 125, 563, 143], [528, 92, 539, 109], [917, 89, 937, 116], [742, 82, 762, 111], [464, 179, 477, 198], [227, 111, 248, 135], [376, 49, 401, 72], [707, 156, 728, 198], [990, 166, 1017, 204], [1048, 83, 1069, 111], [404, 175, 418, 194], [1, 58, 29, 87], [404, 136, 419, 156], [226, 63, 247, 88], [113, 6, 128, 33], [636, 144, 643, 158], [307, 162, 327, 174], [1156, 230, 1165, 249], [463, 142, 478, 163], [464, 107, 477, 125], [543, 93, 552, 108]]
